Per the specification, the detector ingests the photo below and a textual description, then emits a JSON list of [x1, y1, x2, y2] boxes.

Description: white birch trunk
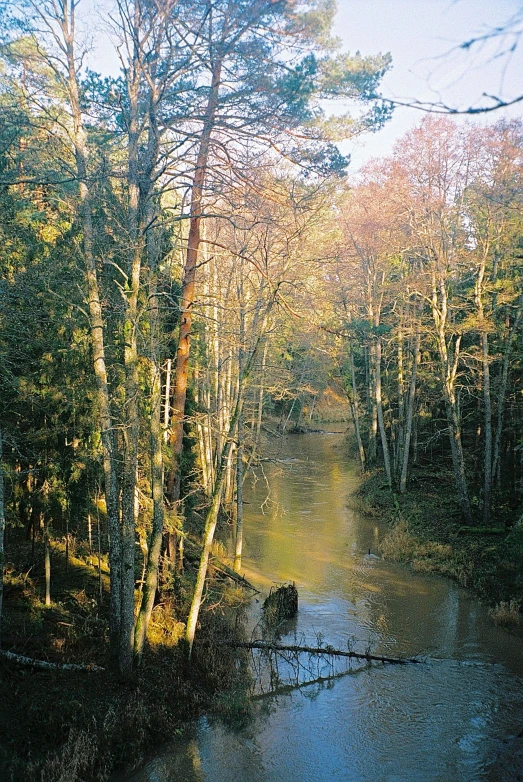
[[375, 337, 392, 487], [163, 359, 172, 443], [399, 327, 421, 494]]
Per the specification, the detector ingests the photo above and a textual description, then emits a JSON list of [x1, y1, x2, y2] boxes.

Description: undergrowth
[[0, 535, 253, 782]]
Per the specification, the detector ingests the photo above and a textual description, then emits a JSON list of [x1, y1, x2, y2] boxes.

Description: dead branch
[[203, 639, 421, 665], [0, 649, 104, 672], [184, 537, 260, 592], [210, 561, 261, 593]]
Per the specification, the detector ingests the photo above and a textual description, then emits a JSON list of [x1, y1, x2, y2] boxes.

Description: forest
[[0, 0, 522, 779]]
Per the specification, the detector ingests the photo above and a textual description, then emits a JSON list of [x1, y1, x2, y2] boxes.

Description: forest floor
[[357, 466, 523, 629], [0, 536, 252, 782]]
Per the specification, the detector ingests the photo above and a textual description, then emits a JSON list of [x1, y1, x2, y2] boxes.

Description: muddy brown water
[[125, 431, 523, 782]]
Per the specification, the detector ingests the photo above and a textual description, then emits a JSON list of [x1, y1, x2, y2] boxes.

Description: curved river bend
[[127, 431, 523, 782]]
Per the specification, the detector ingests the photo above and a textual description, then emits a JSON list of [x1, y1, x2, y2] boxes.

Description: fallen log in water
[[205, 639, 421, 665]]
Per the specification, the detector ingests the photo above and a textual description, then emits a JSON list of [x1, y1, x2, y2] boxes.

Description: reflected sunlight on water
[[125, 431, 523, 782]]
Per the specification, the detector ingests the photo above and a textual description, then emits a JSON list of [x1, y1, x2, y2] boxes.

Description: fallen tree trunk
[[0, 649, 104, 672], [203, 639, 421, 665], [210, 560, 260, 593], [184, 537, 259, 592]]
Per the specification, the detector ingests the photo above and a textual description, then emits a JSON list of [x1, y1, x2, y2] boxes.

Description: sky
[[332, 0, 523, 170], [84, 0, 523, 172]]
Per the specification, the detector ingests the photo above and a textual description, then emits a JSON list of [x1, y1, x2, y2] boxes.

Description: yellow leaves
[[164, 508, 182, 535], [460, 312, 496, 336], [39, 224, 62, 244], [307, 113, 357, 142]]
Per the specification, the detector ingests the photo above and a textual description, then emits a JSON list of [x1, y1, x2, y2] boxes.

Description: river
[[127, 431, 523, 781]]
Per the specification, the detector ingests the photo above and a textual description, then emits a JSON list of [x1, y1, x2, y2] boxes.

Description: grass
[[1, 644, 216, 782], [489, 599, 522, 628]]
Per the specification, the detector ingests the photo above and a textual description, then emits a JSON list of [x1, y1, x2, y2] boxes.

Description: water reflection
[[126, 432, 523, 782]]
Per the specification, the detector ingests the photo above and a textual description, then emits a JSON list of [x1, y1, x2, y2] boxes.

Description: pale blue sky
[[334, 0, 523, 169], [85, 0, 522, 172]]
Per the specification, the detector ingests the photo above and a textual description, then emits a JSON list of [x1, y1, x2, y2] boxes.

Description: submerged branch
[[250, 661, 362, 700], [199, 639, 422, 665]]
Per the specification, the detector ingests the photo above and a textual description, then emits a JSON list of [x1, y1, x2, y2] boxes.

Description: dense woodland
[[1, 0, 522, 705]]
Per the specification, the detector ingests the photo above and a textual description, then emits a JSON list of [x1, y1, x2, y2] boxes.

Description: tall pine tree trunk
[[444, 388, 472, 522], [394, 311, 405, 479], [166, 56, 223, 512], [234, 407, 244, 573], [62, 11, 122, 658], [119, 38, 143, 676], [367, 343, 378, 462], [492, 295, 523, 485], [134, 206, 165, 663], [475, 251, 493, 523], [375, 337, 392, 487], [133, 329, 164, 662], [234, 291, 245, 573], [432, 272, 472, 523], [480, 329, 492, 522], [348, 347, 366, 471], [44, 520, 51, 607]]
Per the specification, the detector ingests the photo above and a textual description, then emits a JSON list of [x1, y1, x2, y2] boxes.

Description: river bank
[[124, 429, 523, 782], [0, 538, 251, 782], [357, 466, 523, 627], [4, 430, 523, 782]]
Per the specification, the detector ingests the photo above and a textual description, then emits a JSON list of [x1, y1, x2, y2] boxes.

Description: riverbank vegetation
[[0, 528, 254, 780], [336, 117, 523, 624], [357, 470, 523, 624], [1, 0, 523, 777]]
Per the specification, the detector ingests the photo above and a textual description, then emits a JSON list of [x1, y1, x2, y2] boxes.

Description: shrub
[[379, 519, 417, 562], [489, 599, 521, 628]]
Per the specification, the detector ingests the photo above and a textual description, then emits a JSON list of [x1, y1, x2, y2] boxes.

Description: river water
[[128, 431, 523, 782]]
